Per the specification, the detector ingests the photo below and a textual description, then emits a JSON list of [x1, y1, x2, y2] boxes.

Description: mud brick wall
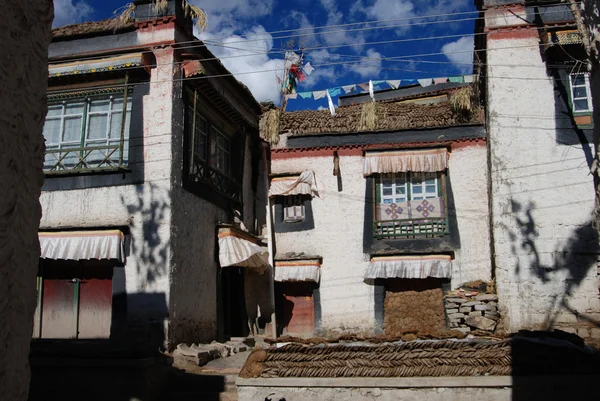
[[384, 279, 446, 336]]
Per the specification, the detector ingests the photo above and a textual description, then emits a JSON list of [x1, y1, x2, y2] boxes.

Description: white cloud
[[189, 0, 274, 33], [52, 0, 94, 28], [347, 48, 383, 78], [200, 25, 284, 103], [318, 0, 366, 48], [442, 36, 474, 74]]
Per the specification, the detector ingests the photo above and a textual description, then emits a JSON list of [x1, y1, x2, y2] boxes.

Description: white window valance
[[363, 148, 448, 176], [39, 230, 125, 262], [275, 259, 321, 283], [218, 227, 269, 272], [48, 53, 144, 78], [364, 255, 452, 279], [269, 171, 319, 197]]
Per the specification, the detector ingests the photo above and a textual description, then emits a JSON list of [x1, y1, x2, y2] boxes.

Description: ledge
[[236, 375, 600, 388]]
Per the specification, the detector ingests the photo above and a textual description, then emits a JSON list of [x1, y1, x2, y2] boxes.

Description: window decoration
[[283, 196, 306, 223]]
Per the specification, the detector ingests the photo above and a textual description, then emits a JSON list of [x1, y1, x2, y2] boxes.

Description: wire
[[50, 6, 579, 65]]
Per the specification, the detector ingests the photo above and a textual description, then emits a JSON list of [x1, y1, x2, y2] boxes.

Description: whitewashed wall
[[487, 31, 600, 332], [271, 145, 491, 333]]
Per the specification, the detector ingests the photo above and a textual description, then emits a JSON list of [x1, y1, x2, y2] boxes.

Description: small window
[[569, 73, 592, 112], [43, 92, 132, 173], [379, 173, 440, 203], [283, 196, 306, 223], [210, 128, 231, 175]]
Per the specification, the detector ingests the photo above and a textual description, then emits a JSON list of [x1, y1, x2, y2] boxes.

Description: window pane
[[394, 198, 405, 204], [413, 186, 423, 194], [109, 112, 122, 139], [382, 187, 392, 196], [395, 186, 406, 195], [88, 114, 108, 140], [426, 186, 437, 194], [574, 86, 588, 99], [47, 104, 63, 117], [574, 99, 589, 111], [89, 99, 110, 112], [43, 118, 61, 144], [65, 102, 84, 115], [62, 116, 82, 142], [383, 199, 393, 204], [573, 75, 586, 86]]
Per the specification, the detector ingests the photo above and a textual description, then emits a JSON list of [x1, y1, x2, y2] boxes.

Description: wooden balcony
[[44, 144, 126, 175], [190, 157, 242, 203]]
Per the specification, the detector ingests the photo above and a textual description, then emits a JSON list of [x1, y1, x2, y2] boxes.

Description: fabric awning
[[48, 53, 144, 78], [39, 230, 125, 262], [218, 227, 269, 271], [363, 148, 448, 175], [182, 60, 205, 77], [275, 259, 321, 283], [269, 171, 319, 197], [364, 255, 452, 279]]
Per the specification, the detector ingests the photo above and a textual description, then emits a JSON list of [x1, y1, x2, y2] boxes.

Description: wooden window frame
[[44, 83, 132, 175], [569, 72, 593, 113]]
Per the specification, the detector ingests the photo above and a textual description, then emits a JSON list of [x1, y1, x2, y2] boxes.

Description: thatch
[[111, 3, 137, 30], [153, 0, 169, 14], [259, 109, 282, 145], [52, 18, 136, 40], [273, 101, 484, 137]]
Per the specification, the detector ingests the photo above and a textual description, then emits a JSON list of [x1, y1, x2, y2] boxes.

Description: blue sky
[[53, 0, 477, 110]]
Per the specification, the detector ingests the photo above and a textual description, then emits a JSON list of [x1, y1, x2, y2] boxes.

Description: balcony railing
[[374, 217, 448, 239], [44, 145, 126, 174], [190, 157, 242, 203]]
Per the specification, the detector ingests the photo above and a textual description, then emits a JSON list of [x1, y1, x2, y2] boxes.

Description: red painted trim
[[487, 27, 539, 40], [135, 17, 177, 30], [271, 138, 486, 159]]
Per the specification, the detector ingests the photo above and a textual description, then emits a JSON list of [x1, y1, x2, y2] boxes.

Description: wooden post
[[118, 74, 129, 167]]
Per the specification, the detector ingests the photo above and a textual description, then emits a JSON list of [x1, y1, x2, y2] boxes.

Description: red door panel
[[78, 278, 112, 339], [41, 278, 76, 339], [282, 282, 315, 336]]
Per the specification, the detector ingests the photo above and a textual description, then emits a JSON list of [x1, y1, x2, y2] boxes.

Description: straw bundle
[[260, 109, 281, 145], [359, 102, 386, 131], [182, 1, 209, 32], [111, 3, 136, 30], [450, 85, 475, 118]]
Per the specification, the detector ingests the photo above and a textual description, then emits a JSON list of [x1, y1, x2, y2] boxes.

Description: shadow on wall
[[121, 183, 171, 287], [509, 199, 599, 329]]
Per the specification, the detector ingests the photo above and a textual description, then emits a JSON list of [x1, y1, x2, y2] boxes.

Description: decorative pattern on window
[[186, 89, 241, 203], [569, 73, 592, 112], [375, 172, 447, 239], [43, 88, 131, 173], [283, 196, 306, 223]]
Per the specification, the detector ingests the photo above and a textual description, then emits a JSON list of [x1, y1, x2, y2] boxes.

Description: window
[[569, 73, 592, 112], [43, 92, 132, 173], [375, 172, 446, 239], [185, 89, 241, 203], [379, 173, 440, 203], [283, 196, 306, 223]]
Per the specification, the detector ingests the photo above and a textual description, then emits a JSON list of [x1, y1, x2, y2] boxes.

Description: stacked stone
[[444, 293, 499, 333]]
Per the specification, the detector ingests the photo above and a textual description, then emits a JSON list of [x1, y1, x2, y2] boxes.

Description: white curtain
[[275, 260, 321, 283], [39, 230, 125, 262], [365, 255, 452, 279], [363, 148, 448, 175], [218, 228, 269, 271], [269, 171, 319, 197]]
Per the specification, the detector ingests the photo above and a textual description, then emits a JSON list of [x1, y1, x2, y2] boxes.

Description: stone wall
[[445, 293, 499, 334]]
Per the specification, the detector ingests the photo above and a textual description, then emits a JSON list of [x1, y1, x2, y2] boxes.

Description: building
[[34, 0, 268, 350], [478, 0, 600, 335], [262, 80, 493, 337]]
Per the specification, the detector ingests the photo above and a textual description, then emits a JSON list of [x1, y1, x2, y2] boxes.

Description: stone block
[[474, 294, 498, 302], [459, 307, 472, 313], [448, 322, 459, 328], [590, 328, 600, 339], [445, 298, 467, 304], [465, 316, 497, 331], [448, 313, 466, 319], [446, 309, 459, 314], [463, 301, 482, 307], [468, 311, 483, 317], [577, 328, 590, 338], [485, 311, 500, 317], [225, 341, 248, 354], [445, 303, 459, 309], [484, 313, 500, 321], [474, 304, 493, 311], [455, 327, 471, 333]]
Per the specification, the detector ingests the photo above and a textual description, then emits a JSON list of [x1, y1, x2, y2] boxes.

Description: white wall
[[487, 31, 600, 332], [271, 144, 491, 333]]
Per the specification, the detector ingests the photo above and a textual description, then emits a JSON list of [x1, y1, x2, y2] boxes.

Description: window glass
[[570, 73, 592, 112]]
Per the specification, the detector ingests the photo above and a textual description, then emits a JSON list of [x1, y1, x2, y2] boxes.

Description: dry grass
[[259, 109, 281, 145], [111, 3, 136, 30], [182, 1, 208, 32], [359, 101, 386, 131], [450, 85, 475, 116]]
